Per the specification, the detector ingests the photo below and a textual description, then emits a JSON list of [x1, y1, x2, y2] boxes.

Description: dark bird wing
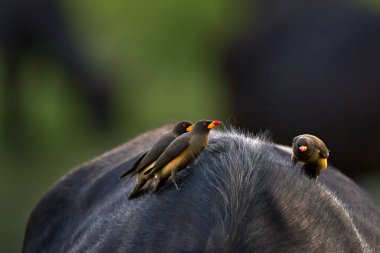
[[119, 150, 149, 179], [143, 135, 191, 176], [313, 137, 330, 158], [317, 145, 330, 159], [135, 134, 176, 171]]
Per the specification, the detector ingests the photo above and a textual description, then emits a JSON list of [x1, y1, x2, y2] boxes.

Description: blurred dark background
[[0, 0, 379, 252]]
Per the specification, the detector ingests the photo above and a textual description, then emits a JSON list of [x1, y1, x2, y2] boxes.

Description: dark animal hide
[[22, 125, 380, 252]]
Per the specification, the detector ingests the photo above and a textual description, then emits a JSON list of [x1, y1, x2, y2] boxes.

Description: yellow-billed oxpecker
[[292, 134, 330, 179], [142, 119, 221, 194], [119, 121, 192, 198]]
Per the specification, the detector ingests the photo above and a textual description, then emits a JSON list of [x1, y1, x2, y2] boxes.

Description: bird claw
[[172, 180, 180, 190]]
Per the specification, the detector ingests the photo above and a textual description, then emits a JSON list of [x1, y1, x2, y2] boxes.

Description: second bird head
[[173, 121, 193, 135], [292, 135, 316, 159]]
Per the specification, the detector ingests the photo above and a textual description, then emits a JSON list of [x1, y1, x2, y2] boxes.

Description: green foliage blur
[[0, 1, 243, 252]]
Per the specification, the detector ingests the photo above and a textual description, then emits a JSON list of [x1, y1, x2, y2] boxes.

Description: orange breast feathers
[[159, 148, 191, 177], [317, 158, 328, 171]]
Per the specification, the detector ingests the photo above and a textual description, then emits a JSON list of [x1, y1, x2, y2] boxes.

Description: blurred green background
[[0, 1, 239, 252], [1, 1, 380, 252]]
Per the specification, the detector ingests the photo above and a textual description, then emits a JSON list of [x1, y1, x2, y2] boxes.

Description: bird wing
[[135, 134, 176, 171], [119, 150, 149, 179], [143, 135, 190, 176], [318, 146, 330, 159]]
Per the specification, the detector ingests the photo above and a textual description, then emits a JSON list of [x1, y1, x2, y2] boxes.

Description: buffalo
[[22, 125, 380, 252]]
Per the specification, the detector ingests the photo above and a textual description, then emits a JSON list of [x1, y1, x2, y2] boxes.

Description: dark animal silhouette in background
[[0, 0, 113, 133], [22, 125, 380, 252], [224, 0, 380, 179]]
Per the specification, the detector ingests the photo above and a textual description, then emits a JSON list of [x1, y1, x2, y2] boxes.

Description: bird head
[[293, 135, 314, 157], [192, 120, 222, 133], [173, 121, 193, 135]]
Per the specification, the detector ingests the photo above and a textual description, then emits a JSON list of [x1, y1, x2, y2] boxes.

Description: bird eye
[[182, 123, 186, 127], [203, 122, 207, 126]]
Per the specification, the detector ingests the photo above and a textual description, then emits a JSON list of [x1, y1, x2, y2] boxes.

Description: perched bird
[[119, 121, 193, 198], [291, 134, 330, 179], [143, 119, 221, 193]]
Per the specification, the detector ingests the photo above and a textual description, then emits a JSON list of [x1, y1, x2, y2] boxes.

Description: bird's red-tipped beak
[[299, 146, 308, 152], [186, 125, 193, 132], [207, 120, 222, 129]]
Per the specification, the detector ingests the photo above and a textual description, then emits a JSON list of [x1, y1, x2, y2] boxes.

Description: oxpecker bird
[[292, 134, 330, 179], [143, 119, 221, 193], [119, 121, 192, 198]]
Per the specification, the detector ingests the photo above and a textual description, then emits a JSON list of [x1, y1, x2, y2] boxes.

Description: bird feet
[[172, 180, 180, 190]]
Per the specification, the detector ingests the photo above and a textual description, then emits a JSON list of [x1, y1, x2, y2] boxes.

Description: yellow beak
[[299, 146, 308, 152], [207, 120, 221, 129], [186, 125, 193, 132]]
